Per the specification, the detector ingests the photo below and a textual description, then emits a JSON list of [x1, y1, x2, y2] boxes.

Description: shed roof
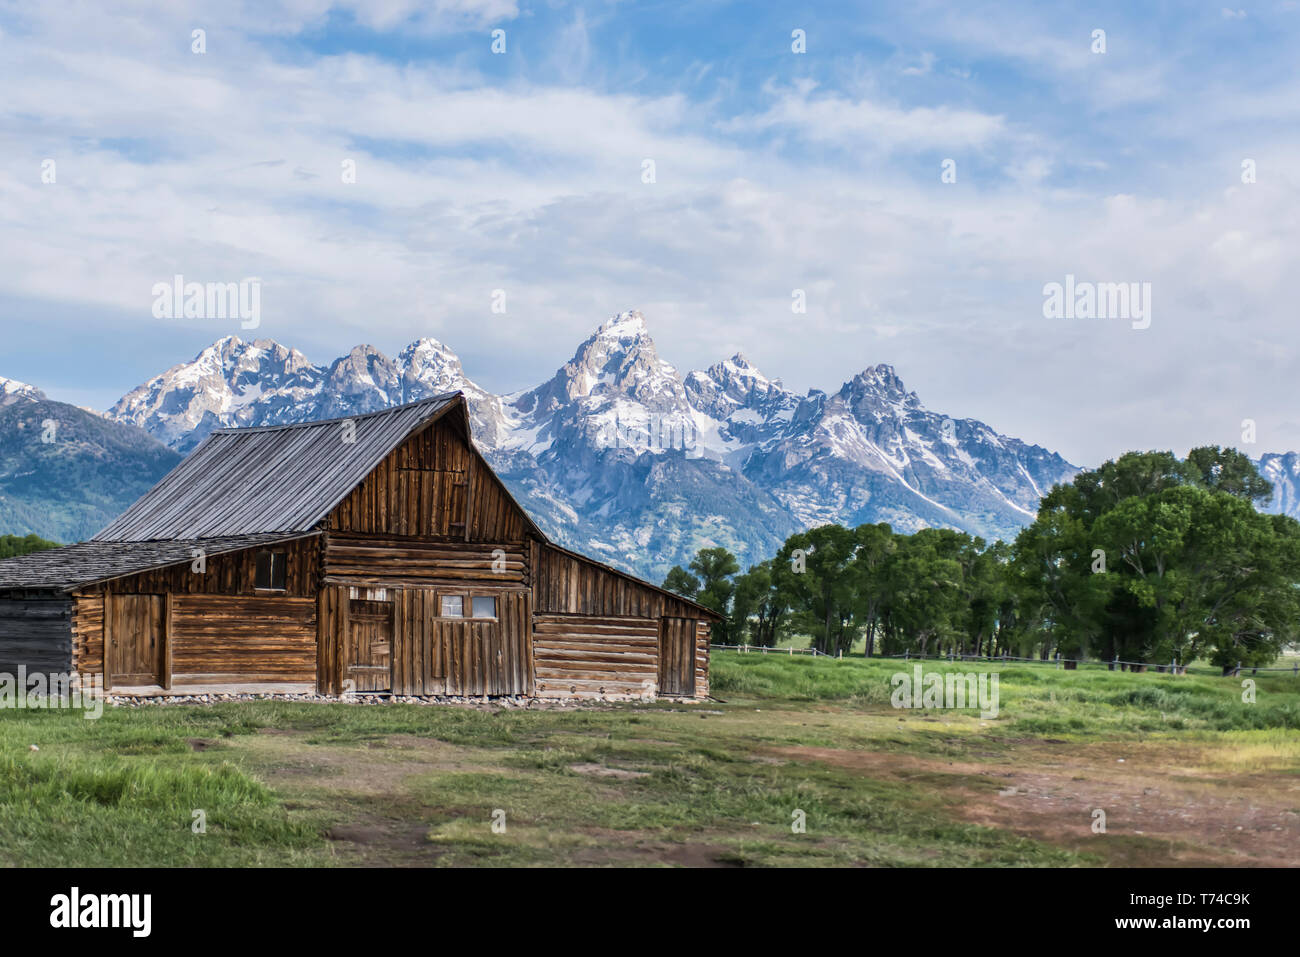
[[0, 533, 317, 592], [93, 393, 460, 542]]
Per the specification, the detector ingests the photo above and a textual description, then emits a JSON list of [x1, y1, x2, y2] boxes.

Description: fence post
[[904, 649, 909, 661], [1235, 660, 1242, 677]]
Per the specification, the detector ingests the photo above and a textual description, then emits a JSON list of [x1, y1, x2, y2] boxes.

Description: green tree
[[662, 565, 700, 599], [776, 525, 859, 655], [0, 534, 59, 559], [731, 560, 787, 647], [1011, 447, 1293, 666]]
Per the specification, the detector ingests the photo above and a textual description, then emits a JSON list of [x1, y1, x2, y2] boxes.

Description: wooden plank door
[[106, 594, 165, 687], [346, 599, 392, 692], [658, 617, 697, 696]]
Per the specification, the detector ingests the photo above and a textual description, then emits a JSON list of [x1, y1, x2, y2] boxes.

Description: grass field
[[1, 653, 1297, 867]]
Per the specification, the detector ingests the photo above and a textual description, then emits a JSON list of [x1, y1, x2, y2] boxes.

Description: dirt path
[[773, 740, 1300, 866]]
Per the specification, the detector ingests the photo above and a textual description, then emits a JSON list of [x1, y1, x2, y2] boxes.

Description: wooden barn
[[0, 394, 717, 699]]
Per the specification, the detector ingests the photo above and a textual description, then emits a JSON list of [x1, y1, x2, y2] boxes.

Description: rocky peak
[[0, 376, 44, 406], [398, 337, 470, 398]]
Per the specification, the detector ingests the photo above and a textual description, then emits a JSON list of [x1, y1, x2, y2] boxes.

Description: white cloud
[[1, 0, 1299, 469], [725, 82, 1007, 151]]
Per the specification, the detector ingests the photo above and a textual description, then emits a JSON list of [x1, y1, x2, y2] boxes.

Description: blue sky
[[1, 0, 1298, 464]]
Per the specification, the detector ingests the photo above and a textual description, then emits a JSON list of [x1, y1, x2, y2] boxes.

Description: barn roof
[[0, 533, 317, 592], [93, 393, 461, 542]]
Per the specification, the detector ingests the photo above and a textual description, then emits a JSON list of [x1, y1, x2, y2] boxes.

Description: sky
[[1, 0, 1298, 466]]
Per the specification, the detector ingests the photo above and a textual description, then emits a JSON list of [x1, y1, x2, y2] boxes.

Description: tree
[[847, 523, 894, 656], [775, 525, 858, 655], [662, 565, 700, 599], [665, 547, 742, 642], [1011, 446, 1292, 666], [0, 534, 59, 559], [732, 561, 787, 647]]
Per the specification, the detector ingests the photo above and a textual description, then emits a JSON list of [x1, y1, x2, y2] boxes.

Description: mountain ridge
[[10, 311, 1299, 579], [97, 310, 1083, 578]]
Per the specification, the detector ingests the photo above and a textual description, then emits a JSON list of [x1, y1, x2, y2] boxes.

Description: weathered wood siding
[[533, 614, 659, 697], [657, 616, 697, 696], [532, 542, 706, 620], [319, 585, 533, 696], [71, 594, 104, 676], [466, 449, 532, 543], [170, 595, 316, 684], [323, 533, 527, 588], [328, 418, 532, 543], [71, 537, 319, 683], [0, 598, 72, 676], [695, 620, 711, 697], [74, 536, 318, 599]]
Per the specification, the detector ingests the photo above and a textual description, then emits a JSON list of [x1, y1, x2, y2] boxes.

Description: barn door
[[106, 595, 165, 687], [658, 617, 697, 696], [346, 599, 392, 692]]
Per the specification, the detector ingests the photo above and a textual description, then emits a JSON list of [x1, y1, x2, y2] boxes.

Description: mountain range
[[5, 311, 1299, 581]]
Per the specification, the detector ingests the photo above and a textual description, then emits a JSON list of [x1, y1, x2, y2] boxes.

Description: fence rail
[[711, 643, 1300, 678]]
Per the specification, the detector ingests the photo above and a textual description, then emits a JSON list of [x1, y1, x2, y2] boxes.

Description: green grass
[[1, 653, 1296, 867], [712, 651, 1300, 733]]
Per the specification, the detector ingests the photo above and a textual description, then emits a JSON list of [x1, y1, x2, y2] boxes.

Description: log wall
[[0, 597, 72, 677], [695, 620, 711, 698], [170, 595, 316, 684], [70, 537, 319, 681], [533, 614, 659, 698], [323, 533, 527, 589]]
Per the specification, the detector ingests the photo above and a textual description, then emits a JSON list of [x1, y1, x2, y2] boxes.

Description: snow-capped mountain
[[97, 310, 1082, 578], [742, 364, 1071, 539], [0, 376, 44, 407]]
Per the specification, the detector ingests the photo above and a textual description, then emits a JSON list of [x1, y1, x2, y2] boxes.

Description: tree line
[[662, 446, 1300, 670], [0, 534, 58, 560]]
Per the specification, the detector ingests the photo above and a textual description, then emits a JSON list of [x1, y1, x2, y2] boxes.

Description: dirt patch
[[568, 830, 743, 867], [772, 742, 1300, 867], [324, 817, 448, 865], [569, 762, 650, 780]]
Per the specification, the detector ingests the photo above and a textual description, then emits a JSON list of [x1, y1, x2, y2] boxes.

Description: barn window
[[255, 551, 287, 590], [440, 595, 464, 618], [471, 595, 497, 619]]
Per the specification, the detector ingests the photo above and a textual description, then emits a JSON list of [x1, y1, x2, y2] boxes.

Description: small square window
[[471, 595, 497, 619], [255, 551, 286, 590], [440, 595, 464, 618]]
